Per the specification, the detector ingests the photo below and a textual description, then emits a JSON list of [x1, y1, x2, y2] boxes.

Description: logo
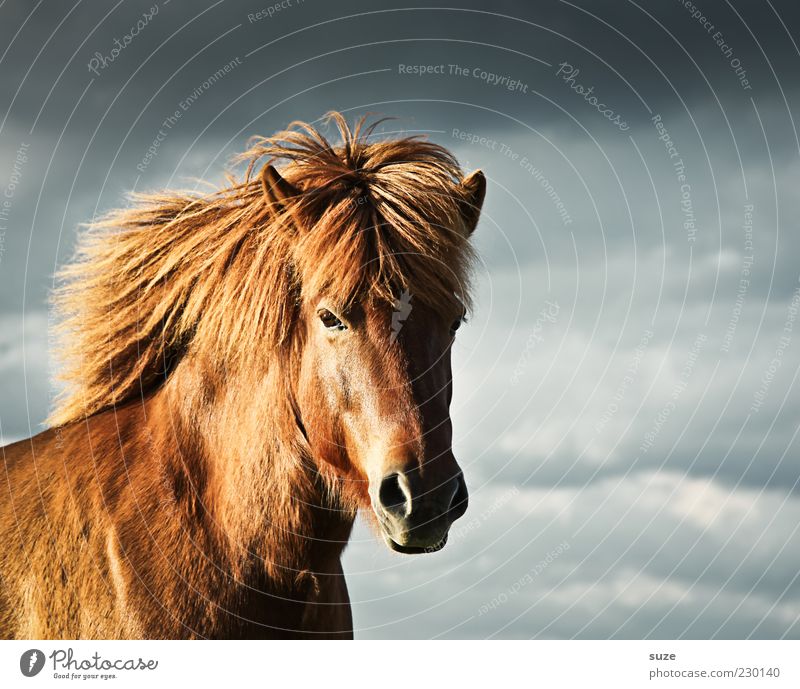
[[390, 289, 413, 342], [20, 649, 45, 677]]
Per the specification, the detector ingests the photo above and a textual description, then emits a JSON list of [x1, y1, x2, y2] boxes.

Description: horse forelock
[[48, 112, 476, 428]]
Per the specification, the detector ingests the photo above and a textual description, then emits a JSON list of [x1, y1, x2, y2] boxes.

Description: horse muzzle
[[370, 469, 469, 555]]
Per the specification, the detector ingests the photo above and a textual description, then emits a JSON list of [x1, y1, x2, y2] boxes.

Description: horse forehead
[[362, 297, 446, 326], [359, 302, 423, 347], [358, 303, 448, 374]]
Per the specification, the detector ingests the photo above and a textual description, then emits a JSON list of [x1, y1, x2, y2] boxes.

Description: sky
[[1, 0, 799, 639]]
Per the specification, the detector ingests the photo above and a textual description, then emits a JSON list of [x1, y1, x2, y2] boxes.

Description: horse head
[[259, 118, 486, 553]]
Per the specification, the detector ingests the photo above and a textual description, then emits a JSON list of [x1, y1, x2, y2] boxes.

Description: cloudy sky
[[1, 0, 799, 639]]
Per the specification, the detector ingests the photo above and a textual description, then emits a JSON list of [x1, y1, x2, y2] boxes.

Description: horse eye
[[318, 309, 345, 330], [450, 318, 463, 334]]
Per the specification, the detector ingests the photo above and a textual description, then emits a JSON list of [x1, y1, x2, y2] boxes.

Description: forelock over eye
[[318, 309, 346, 330]]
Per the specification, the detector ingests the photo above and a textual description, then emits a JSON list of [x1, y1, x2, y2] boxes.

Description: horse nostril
[[378, 473, 412, 517], [448, 474, 469, 518]]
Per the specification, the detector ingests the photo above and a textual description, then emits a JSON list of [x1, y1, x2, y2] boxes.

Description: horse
[[0, 112, 486, 639]]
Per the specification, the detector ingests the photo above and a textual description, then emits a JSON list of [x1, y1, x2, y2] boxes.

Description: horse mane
[[49, 112, 476, 427]]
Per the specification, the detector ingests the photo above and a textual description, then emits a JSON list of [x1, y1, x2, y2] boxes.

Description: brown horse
[[0, 113, 485, 639]]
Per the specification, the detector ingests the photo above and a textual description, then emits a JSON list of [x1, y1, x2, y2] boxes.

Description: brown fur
[[0, 112, 483, 639]]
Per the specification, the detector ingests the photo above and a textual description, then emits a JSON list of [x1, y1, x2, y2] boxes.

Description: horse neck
[[152, 352, 355, 584]]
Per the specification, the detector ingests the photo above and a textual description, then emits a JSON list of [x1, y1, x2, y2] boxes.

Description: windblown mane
[[49, 112, 476, 427]]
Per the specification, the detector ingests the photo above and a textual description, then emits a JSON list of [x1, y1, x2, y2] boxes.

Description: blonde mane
[[49, 112, 476, 427]]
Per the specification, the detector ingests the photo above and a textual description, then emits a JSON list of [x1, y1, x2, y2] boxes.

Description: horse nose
[[377, 471, 464, 518], [374, 470, 468, 552]]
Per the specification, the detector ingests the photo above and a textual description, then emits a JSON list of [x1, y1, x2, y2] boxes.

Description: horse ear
[[459, 169, 486, 237], [260, 164, 300, 213]]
